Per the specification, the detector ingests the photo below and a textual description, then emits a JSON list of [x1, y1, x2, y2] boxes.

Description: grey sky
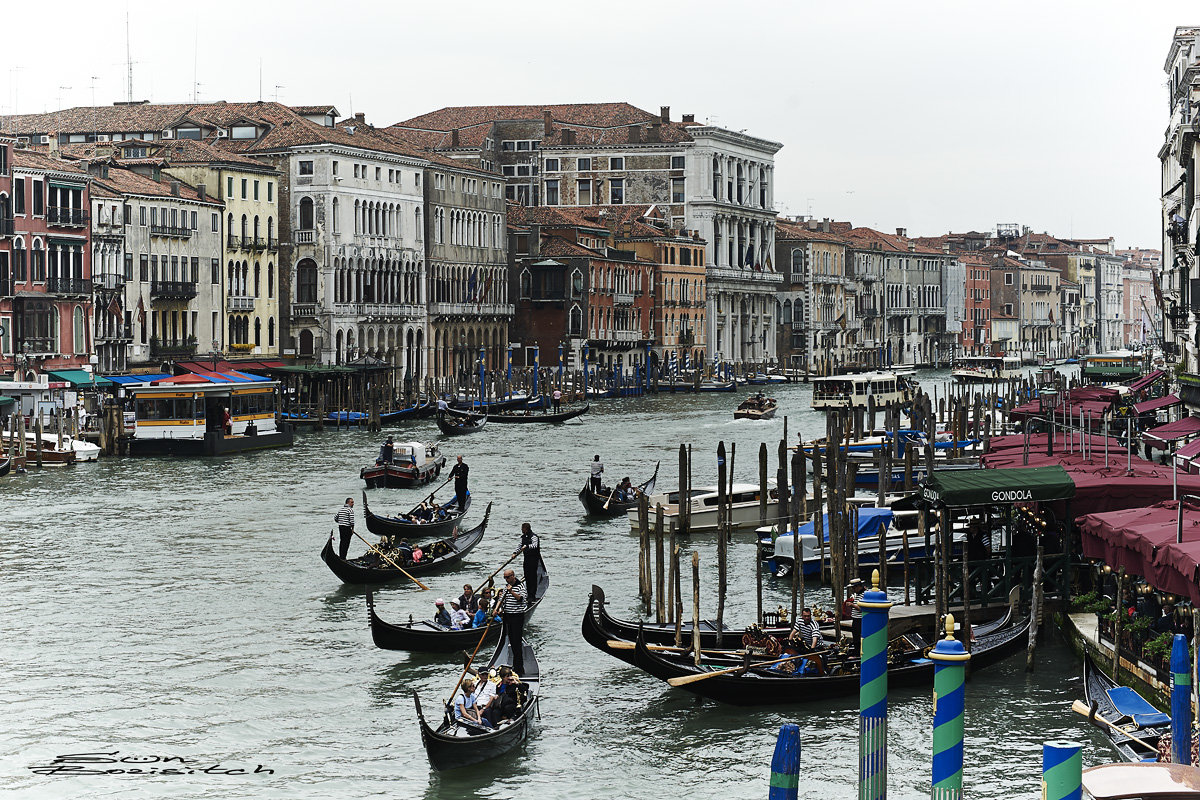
[[3, 0, 1189, 247]]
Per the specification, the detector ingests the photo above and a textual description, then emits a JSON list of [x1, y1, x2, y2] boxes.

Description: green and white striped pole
[[859, 568, 892, 800], [1041, 740, 1082, 800], [930, 613, 970, 800]]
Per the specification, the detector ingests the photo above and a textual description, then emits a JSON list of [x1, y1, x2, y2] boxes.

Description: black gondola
[[362, 490, 471, 540], [583, 583, 792, 646], [436, 410, 488, 436], [368, 554, 549, 652], [451, 394, 528, 413], [486, 404, 589, 424], [414, 637, 540, 770], [0, 456, 10, 477], [577, 463, 660, 517], [380, 396, 434, 423], [582, 585, 1026, 705], [1082, 653, 1168, 762], [320, 503, 491, 585]]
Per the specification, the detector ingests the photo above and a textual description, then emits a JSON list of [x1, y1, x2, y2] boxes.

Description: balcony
[[47, 207, 89, 227], [615, 292, 634, 305], [249, 236, 266, 251], [1029, 282, 1053, 293], [0, 215, 13, 237], [857, 271, 883, 283], [332, 302, 424, 320], [1029, 319, 1053, 327], [227, 234, 242, 249], [429, 301, 513, 318], [95, 273, 126, 291], [45, 276, 93, 296], [150, 339, 197, 360], [292, 303, 318, 318], [97, 323, 133, 342], [267, 236, 278, 251], [151, 224, 193, 239], [150, 280, 198, 300], [227, 295, 256, 311], [19, 337, 55, 355], [295, 230, 315, 245]]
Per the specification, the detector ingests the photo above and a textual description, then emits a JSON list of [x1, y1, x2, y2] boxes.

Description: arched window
[[569, 305, 582, 336], [782, 299, 792, 325], [267, 217, 274, 244], [415, 207, 422, 240], [267, 263, 274, 298], [254, 317, 261, 347], [241, 214, 248, 240], [519, 269, 531, 300], [791, 249, 803, 275], [227, 213, 234, 244], [299, 197, 314, 230], [73, 305, 85, 354], [254, 263, 261, 297], [296, 259, 318, 303], [299, 329, 314, 357], [331, 199, 339, 233], [571, 269, 583, 298], [268, 317, 275, 347]]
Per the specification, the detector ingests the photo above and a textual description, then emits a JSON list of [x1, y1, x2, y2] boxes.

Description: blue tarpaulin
[[761, 506, 894, 543]]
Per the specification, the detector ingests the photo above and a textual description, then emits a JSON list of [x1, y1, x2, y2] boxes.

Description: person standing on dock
[[516, 523, 541, 594], [222, 407, 232, 436], [334, 497, 355, 559], [449, 455, 469, 510], [552, 388, 563, 413], [590, 454, 604, 493], [500, 569, 528, 674]]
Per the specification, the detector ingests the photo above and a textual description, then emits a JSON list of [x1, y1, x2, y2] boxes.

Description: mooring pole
[[858, 569, 892, 800], [930, 614, 970, 800]]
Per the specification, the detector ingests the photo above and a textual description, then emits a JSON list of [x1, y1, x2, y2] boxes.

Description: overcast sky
[[3, 1, 1191, 247]]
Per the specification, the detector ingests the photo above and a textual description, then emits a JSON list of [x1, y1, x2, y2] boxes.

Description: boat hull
[[360, 456, 446, 489], [362, 492, 469, 539]]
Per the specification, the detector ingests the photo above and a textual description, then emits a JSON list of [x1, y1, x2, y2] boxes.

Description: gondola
[[368, 554, 549, 652], [320, 503, 491, 585], [485, 404, 589, 424], [414, 637, 540, 771], [436, 410, 488, 436], [582, 586, 1026, 705], [1082, 653, 1168, 762], [734, 396, 777, 420], [451, 393, 529, 413], [577, 463, 660, 517], [0, 455, 10, 477], [380, 396, 433, 423], [362, 490, 471, 540]]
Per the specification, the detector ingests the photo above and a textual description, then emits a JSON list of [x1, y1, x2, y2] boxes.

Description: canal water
[[1, 367, 1110, 799]]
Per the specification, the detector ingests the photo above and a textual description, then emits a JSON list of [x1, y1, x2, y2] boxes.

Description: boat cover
[[1104, 686, 1170, 727]]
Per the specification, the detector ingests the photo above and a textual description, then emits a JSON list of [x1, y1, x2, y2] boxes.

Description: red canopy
[[1127, 369, 1167, 396], [1009, 386, 1119, 420], [1133, 394, 1181, 415], [1077, 501, 1200, 605], [1177, 438, 1200, 461], [151, 373, 212, 384], [1142, 416, 1200, 450], [176, 359, 285, 373]]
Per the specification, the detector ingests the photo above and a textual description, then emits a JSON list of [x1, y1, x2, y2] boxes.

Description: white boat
[[21, 431, 100, 464], [810, 371, 914, 411], [627, 482, 790, 533], [951, 355, 1022, 384]]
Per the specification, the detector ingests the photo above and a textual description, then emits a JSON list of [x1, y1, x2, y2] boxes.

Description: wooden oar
[[446, 585, 511, 711], [1070, 699, 1158, 752], [347, 529, 430, 590], [419, 475, 453, 507], [606, 639, 748, 655], [667, 652, 824, 686]]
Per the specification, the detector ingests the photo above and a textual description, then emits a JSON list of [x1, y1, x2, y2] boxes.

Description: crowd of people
[[453, 666, 531, 732]]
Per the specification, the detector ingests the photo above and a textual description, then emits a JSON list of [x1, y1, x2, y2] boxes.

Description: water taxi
[[810, 371, 914, 411], [951, 355, 1022, 384], [127, 377, 293, 456]]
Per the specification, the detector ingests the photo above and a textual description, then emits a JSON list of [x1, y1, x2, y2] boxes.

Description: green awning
[[1083, 366, 1140, 379], [47, 369, 114, 388], [0, 396, 15, 409], [921, 465, 1075, 508]]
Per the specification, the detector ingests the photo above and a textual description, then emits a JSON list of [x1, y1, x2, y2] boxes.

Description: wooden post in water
[[791, 448, 804, 618], [716, 441, 728, 648], [655, 504, 665, 624], [637, 494, 651, 608], [677, 444, 688, 536], [691, 550, 701, 666], [904, 510, 913, 606], [813, 442, 825, 580], [777, 438, 789, 528], [878, 521, 888, 588], [673, 544, 683, 648], [35, 415, 43, 468], [758, 443, 769, 624], [667, 521, 677, 622], [961, 538, 971, 654], [1027, 538, 1044, 672]]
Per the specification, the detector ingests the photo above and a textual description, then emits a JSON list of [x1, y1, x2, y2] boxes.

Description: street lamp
[[1040, 387, 1058, 456]]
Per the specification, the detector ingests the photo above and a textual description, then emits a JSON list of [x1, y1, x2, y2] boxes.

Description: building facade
[[774, 218, 850, 372]]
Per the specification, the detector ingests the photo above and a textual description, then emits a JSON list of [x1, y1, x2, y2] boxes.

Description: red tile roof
[[842, 226, 945, 255], [11, 148, 88, 176], [775, 218, 848, 244], [395, 102, 661, 131], [91, 166, 218, 204]]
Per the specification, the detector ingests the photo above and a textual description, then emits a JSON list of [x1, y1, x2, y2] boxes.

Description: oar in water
[[478, 548, 524, 589], [345, 529, 430, 590], [667, 651, 827, 687], [1071, 699, 1158, 753], [419, 475, 454, 508]]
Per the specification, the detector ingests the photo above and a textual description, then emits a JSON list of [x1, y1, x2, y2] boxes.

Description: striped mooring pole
[[769, 723, 800, 800], [1171, 633, 1192, 765], [859, 568, 892, 800], [930, 613, 970, 800], [1041, 740, 1082, 800]]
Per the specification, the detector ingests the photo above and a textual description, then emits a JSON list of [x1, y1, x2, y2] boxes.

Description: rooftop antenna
[[56, 85, 72, 111], [273, 84, 284, 102], [258, 59, 263, 102], [125, 12, 134, 102], [192, 29, 199, 102]]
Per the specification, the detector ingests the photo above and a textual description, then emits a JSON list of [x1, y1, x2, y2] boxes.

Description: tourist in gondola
[[433, 599, 452, 627], [396, 538, 414, 563], [500, 569, 528, 674], [334, 497, 356, 559], [449, 600, 471, 630], [453, 677, 492, 731], [459, 584, 479, 615], [516, 523, 541, 594], [792, 607, 822, 651], [590, 455, 604, 493], [485, 668, 528, 727], [615, 476, 634, 502], [472, 669, 497, 717], [450, 456, 469, 511], [473, 586, 499, 627], [379, 436, 395, 464]]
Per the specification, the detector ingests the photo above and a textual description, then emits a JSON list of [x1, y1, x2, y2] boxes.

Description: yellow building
[[154, 139, 282, 357]]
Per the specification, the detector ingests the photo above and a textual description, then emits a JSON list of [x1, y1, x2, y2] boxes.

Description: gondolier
[[589, 455, 604, 493], [335, 497, 355, 559], [501, 569, 527, 674], [552, 389, 563, 412], [449, 455, 469, 511], [516, 523, 541, 594]]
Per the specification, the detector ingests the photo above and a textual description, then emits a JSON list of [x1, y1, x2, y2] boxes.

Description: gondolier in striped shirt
[[516, 523, 541, 597], [334, 497, 355, 559], [500, 569, 528, 675]]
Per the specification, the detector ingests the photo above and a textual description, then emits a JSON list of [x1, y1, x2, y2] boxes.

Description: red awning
[[1127, 369, 1167, 396], [1178, 438, 1200, 461], [176, 359, 283, 373], [1143, 416, 1200, 450], [1133, 394, 1181, 415], [1077, 501, 1200, 605]]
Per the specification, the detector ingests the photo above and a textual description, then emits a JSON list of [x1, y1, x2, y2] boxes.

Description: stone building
[[1122, 261, 1159, 347], [773, 218, 850, 372], [1017, 259, 1062, 360], [959, 253, 992, 356], [88, 179, 130, 373]]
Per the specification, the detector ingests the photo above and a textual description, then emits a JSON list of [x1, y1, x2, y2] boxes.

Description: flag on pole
[[136, 295, 146, 324], [107, 294, 122, 317]]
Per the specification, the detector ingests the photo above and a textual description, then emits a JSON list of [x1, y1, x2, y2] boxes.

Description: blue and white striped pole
[[557, 343, 564, 388], [859, 568, 892, 800], [930, 614, 970, 800], [769, 723, 800, 800], [506, 344, 512, 384], [1172, 633, 1192, 765], [1041, 741, 1082, 800], [478, 347, 486, 409]]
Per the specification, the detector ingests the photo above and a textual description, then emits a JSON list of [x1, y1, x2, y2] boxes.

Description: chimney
[[543, 109, 554, 134], [628, 125, 641, 144], [896, 227, 907, 237], [354, 112, 365, 124], [197, 183, 207, 202], [152, 165, 161, 182], [170, 181, 181, 197], [822, 218, 830, 233], [646, 123, 661, 143], [682, 113, 694, 123], [660, 106, 670, 123], [451, 128, 460, 147], [101, 164, 109, 179], [907, 242, 916, 252], [807, 219, 818, 231], [562, 129, 575, 145], [942, 243, 950, 254]]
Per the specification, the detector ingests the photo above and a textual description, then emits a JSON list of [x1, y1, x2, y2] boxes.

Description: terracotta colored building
[[960, 252, 992, 355]]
